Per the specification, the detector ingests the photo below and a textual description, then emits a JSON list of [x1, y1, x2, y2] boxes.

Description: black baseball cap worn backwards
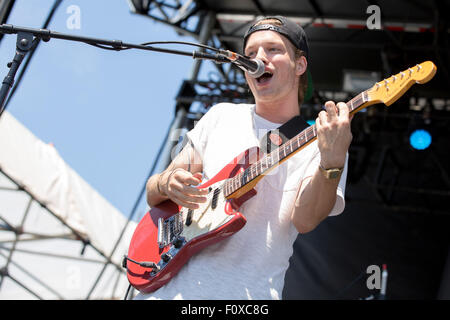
[[243, 15, 309, 58]]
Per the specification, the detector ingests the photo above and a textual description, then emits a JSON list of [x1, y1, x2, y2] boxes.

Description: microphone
[[223, 50, 265, 78], [192, 49, 265, 78]]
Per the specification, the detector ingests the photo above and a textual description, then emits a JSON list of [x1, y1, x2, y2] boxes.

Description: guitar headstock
[[366, 61, 437, 106]]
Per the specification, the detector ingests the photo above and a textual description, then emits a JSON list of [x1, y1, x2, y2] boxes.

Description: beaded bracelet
[[156, 173, 165, 196]]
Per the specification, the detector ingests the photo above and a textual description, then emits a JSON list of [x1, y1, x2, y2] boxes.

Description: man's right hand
[[159, 169, 208, 210]]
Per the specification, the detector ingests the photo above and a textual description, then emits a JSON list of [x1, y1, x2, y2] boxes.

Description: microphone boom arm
[[0, 23, 235, 118]]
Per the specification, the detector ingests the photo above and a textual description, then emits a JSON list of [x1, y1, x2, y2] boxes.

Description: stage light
[[409, 129, 432, 150]]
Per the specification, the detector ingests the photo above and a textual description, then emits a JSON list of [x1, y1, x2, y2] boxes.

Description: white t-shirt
[[134, 103, 347, 300]]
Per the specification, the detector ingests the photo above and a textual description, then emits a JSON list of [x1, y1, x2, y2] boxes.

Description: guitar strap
[[259, 115, 310, 154]]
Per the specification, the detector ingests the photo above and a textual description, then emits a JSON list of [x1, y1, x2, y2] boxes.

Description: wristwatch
[[319, 164, 344, 179]]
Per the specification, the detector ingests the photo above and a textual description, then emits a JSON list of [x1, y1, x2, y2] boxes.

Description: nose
[[255, 47, 269, 64]]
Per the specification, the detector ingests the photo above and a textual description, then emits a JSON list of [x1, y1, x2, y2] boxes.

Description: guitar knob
[[173, 238, 184, 249], [161, 252, 171, 263]]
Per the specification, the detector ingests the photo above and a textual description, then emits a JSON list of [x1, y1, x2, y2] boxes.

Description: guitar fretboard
[[223, 91, 368, 198]]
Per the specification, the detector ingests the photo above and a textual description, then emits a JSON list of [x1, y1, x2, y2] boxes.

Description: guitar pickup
[[185, 209, 193, 226], [211, 188, 220, 210]]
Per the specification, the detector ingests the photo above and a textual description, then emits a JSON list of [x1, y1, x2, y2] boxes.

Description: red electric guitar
[[126, 61, 436, 293]]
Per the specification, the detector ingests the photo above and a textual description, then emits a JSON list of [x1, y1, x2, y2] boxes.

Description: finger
[[185, 172, 209, 195], [315, 116, 321, 128], [175, 170, 199, 186], [189, 172, 208, 195], [336, 102, 350, 120], [169, 178, 207, 201], [182, 172, 201, 186], [164, 181, 198, 208], [168, 170, 208, 199], [172, 170, 205, 191], [324, 101, 338, 120], [318, 110, 328, 126], [184, 184, 209, 198], [171, 187, 207, 207], [171, 195, 200, 210], [192, 172, 203, 184]]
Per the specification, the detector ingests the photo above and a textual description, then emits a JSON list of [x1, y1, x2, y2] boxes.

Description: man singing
[[135, 15, 352, 300]]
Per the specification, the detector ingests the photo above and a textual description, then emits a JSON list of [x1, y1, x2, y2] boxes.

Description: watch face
[[330, 171, 340, 179], [319, 166, 343, 179]]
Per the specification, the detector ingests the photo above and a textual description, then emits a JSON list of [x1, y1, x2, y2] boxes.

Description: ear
[[296, 55, 307, 77]]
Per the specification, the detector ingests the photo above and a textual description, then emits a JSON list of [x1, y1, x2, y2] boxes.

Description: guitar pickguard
[[180, 181, 233, 242]]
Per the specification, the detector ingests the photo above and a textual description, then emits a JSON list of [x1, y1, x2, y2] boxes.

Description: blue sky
[[0, 0, 206, 221]]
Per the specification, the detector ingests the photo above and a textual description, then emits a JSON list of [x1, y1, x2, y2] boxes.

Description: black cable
[[123, 283, 132, 300], [84, 42, 122, 51], [122, 254, 158, 300], [139, 40, 222, 52], [123, 255, 159, 270], [83, 39, 224, 53]]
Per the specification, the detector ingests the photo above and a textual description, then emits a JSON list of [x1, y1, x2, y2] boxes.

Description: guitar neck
[[223, 91, 368, 198]]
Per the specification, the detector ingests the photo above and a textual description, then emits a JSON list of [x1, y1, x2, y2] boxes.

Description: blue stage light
[[409, 129, 432, 150]]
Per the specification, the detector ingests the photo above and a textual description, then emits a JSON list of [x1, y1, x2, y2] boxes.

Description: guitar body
[[126, 146, 260, 293]]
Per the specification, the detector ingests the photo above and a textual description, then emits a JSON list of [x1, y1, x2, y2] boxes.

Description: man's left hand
[[316, 101, 353, 169]]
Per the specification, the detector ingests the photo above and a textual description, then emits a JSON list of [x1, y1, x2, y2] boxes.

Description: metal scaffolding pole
[[0, 169, 125, 299]]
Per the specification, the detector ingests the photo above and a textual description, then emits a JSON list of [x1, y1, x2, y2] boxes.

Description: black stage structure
[[1, 0, 450, 299]]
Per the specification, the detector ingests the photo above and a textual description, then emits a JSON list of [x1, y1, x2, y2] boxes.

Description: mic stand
[[0, 31, 37, 117], [0, 24, 228, 118]]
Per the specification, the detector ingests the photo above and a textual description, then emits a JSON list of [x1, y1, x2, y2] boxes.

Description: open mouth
[[256, 71, 273, 84]]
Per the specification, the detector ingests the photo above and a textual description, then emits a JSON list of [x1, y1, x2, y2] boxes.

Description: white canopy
[[0, 111, 137, 299]]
